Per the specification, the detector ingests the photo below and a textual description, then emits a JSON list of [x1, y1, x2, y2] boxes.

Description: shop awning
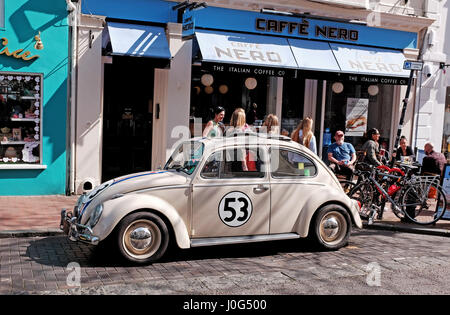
[[104, 22, 171, 59], [329, 43, 409, 78], [288, 38, 341, 72], [195, 30, 298, 73]]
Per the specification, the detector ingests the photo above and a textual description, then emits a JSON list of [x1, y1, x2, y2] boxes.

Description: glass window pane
[[222, 147, 265, 178], [201, 150, 223, 179], [0, 72, 42, 165], [271, 148, 317, 177]]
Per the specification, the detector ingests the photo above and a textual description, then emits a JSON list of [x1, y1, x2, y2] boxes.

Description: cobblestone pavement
[[1, 229, 450, 295]]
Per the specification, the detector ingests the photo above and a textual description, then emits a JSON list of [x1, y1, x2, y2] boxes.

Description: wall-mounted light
[[34, 31, 44, 50]]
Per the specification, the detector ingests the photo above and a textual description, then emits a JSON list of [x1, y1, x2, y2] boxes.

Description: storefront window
[[323, 81, 394, 154], [0, 72, 42, 165], [190, 68, 269, 134], [281, 78, 305, 135]]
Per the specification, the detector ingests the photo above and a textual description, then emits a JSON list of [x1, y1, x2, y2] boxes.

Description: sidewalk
[[0, 194, 450, 238], [0, 195, 78, 237]]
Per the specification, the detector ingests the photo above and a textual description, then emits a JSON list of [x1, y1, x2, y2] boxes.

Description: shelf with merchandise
[[0, 72, 42, 162]]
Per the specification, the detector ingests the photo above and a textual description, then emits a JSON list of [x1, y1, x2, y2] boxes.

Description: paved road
[[1, 229, 450, 295]]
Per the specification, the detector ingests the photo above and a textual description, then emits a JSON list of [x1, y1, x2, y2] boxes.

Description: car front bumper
[[60, 209, 100, 245]]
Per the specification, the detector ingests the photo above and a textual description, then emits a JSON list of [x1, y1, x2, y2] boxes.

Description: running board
[[190, 233, 300, 247]]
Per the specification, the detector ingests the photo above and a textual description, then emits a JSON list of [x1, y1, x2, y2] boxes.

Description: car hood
[[79, 170, 189, 222], [109, 170, 189, 194]]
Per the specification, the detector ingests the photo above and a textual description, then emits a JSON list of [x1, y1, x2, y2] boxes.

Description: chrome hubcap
[[322, 217, 339, 239], [123, 219, 161, 259], [130, 227, 152, 250], [319, 211, 347, 245]]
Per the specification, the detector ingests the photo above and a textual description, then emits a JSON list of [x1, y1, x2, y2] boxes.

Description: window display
[[0, 72, 42, 165]]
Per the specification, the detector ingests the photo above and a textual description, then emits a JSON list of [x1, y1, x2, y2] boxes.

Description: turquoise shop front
[[0, 0, 69, 195]]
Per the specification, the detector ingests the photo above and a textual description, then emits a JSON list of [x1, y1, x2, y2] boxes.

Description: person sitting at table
[[327, 130, 356, 180], [392, 136, 415, 162], [421, 142, 446, 175]]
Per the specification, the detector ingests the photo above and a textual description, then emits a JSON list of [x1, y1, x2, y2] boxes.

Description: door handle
[[253, 184, 269, 193]]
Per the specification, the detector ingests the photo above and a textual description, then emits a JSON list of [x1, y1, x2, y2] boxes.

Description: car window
[[271, 148, 317, 178], [222, 147, 265, 178], [201, 147, 266, 179], [165, 141, 204, 175], [201, 150, 223, 179]]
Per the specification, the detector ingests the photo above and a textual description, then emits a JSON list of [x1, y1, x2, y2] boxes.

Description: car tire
[[311, 204, 351, 250], [117, 212, 169, 264]]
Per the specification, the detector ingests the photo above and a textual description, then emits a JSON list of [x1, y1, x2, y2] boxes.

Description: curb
[[363, 222, 450, 237], [0, 229, 63, 238]]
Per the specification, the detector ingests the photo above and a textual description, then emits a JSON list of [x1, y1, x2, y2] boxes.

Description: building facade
[[73, 0, 438, 194], [0, 0, 69, 195]]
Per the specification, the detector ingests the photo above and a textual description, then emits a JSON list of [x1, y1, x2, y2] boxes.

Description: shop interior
[[102, 57, 155, 181]]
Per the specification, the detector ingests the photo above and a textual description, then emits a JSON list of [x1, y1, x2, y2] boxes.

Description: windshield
[[164, 141, 204, 175]]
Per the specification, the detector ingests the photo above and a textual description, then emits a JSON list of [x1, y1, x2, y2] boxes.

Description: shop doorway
[[102, 57, 155, 182]]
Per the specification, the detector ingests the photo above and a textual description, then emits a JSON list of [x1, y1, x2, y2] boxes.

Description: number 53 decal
[[218, 192, 253, 227]]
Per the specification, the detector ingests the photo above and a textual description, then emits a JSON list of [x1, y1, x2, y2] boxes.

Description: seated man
[[327, 130, 356, 179], [421, 142, 446, 175]]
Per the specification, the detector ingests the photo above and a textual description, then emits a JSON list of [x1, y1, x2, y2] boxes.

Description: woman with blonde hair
[[227, 108, 249, 134], [262, 114, 279, 135], [291, 117, 317, 154]]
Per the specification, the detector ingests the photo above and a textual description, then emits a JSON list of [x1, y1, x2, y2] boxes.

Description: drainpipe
[[66, 0, 77, 195]]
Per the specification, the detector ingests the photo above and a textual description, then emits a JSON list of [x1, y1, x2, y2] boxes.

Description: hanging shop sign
[[0, 38, 40, 61]]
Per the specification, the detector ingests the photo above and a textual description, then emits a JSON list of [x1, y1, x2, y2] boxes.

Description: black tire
[[117, 212, 169, 264], [311, 204, 351, 250], [348, 181, 375, 220], [401, 183, 447, 225], [339, 180, 356, 195]]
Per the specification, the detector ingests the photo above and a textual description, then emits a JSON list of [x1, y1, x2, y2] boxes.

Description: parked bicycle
[[348, 162, 447, 225]]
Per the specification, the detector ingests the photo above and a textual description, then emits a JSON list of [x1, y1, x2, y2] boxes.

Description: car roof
[[191, 132, 301, 149]]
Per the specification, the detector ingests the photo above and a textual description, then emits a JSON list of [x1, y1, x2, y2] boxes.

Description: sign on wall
[[345, 98, 369, 136], [186, 6, 417, 50]]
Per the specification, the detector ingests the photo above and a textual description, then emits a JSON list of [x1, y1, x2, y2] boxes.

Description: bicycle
[[348, 162, 447, 225]]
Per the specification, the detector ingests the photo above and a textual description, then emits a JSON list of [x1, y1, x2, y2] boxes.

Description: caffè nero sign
[[182, 7, 417, 50], [255, 18, 359, 42]]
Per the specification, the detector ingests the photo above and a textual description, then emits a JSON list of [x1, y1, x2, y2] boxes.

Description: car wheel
[[117, 212, 169, 264], [312, 204, 351, 250]]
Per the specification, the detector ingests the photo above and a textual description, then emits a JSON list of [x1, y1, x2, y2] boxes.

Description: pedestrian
[[362, 128, 382, 166], [392, 136, 415, 163], [421, 142, 446, 175], [227, 108, 250, 135], [327, 130, 356, 180], [226, 108, 250, 171], [291, 117, 317, 154], [262, 114, 279, 135], [202, 106, 225, 138]]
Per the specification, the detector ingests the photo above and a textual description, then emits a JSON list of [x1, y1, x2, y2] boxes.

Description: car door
[[269, 146, 320, 234], [191, 145, 270, 238]]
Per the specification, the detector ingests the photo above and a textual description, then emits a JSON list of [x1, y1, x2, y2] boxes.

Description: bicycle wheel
[[401, 182, 447, 225], [349, 181, 376, 220], [339, 180, 356, 195], [389, 191, 405, 219]]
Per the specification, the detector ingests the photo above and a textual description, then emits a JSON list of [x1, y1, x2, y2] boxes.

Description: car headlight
[[88, 204, 103, 227]]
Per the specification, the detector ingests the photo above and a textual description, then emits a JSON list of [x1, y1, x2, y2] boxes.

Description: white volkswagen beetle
[[61, 133, 362, 264]]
